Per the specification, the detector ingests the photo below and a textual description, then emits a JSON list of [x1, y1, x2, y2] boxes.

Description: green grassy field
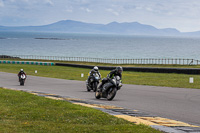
[[0, 88, 160, 133], [0, 63, 200, 89]]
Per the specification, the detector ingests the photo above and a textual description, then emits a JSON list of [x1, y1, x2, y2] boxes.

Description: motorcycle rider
[[87, 66, 101, 86], [18, 69, 26, 82], [99, 66, 123, 92]]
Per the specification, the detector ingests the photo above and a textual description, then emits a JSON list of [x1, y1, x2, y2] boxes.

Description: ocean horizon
[[1, 31, 200, 60]]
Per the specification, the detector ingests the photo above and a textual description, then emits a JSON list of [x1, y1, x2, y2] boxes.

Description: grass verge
[[0, 88, 160, 133], [0, 63, 200, 89]]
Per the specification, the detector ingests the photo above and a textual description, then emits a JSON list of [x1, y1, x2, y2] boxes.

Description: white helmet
[[20, 69, 23, 72], [93, 66, 98, 71]]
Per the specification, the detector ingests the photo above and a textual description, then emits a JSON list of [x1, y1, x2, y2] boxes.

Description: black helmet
[[116, 66, 123, 74]]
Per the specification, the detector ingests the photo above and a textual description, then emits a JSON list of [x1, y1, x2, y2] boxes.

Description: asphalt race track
[[0, 72, 200, 127]]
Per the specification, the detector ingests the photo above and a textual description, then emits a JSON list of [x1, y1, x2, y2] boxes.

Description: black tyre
[[95, 89, 101, 99], [20, 80, 24, 86], [87, 85, 91, 92], [93, 82, 98, 92], [107, 88, 117, 101]]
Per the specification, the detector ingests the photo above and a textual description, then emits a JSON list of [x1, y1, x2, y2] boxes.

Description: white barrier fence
[[0, 55, 200, 65]]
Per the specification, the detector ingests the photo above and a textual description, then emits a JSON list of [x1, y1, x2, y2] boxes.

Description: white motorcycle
[[19, 74, 26, 86]]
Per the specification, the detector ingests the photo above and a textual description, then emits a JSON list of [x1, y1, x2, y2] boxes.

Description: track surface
[[1, 72, 200, 126]]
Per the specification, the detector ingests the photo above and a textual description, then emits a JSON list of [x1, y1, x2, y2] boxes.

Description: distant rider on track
[[18, 69, 26, 82], [87, 66, 101, 85]]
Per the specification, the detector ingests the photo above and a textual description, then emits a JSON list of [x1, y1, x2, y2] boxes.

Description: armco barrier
[[55, 63, 200, 75], [0, 60, 54, 66]]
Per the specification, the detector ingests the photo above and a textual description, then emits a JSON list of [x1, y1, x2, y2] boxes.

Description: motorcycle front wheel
[[95, 89, 101, 99], [87, 85, 91, 92], [93, 82, 98, 92], [107, 88, 117, 101], [20, 80, 24, 86]]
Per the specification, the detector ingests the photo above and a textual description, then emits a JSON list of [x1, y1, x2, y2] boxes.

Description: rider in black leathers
[[99, 66, 123, 92], [87, 66, 101, 85]]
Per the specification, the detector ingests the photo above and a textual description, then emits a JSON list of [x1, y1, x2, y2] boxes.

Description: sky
[[0, 0, 200, 32]]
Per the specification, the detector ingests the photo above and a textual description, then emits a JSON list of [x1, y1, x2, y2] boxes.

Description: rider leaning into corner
[[99, 66, 123, 92], [86, 66, 101, 85], [18, 69, 27, 82]]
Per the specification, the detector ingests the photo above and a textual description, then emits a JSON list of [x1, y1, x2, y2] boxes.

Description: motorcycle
[[19, 74, 26, 86], [86, 73, 101, 92], [95, 76, 122, 101]]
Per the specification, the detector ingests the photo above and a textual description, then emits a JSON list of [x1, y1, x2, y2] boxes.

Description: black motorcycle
[[95, 76, 122, 101], [19, 74, 26, 86], [86, 73, 101, 92]]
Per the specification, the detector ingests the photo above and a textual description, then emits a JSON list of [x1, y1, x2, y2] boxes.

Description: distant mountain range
[[0, 20, 200, 36]]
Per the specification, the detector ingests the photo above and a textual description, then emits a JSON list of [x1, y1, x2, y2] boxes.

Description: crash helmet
[[93, 66, 98, 71], [116, 66, 123, 74], [20, 69, 24, 72]]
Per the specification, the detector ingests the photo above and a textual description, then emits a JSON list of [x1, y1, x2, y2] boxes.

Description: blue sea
[[1, 31, 200, 59]]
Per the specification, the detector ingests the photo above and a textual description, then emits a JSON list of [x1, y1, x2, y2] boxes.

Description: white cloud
[[66, 9, 73, 13], [106, 8, 119, 16], [86, 8, 92, 12], [21, 0, 29, 2], [81, 7, 92, 13], [64, 5, 73, 13], [8, 0, 16, 3], [44, 0, 54, 6], [145, 7, 153, 12], [0, 0, 4, 7]]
